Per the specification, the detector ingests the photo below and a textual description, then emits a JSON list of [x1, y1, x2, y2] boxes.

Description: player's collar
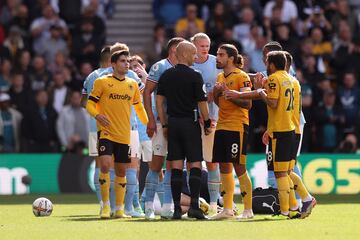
[[167, 58, 175, 66], [112, 74, 125, 81]]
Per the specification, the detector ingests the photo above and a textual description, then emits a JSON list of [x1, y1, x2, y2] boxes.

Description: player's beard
[[216, 62, 223, 69]]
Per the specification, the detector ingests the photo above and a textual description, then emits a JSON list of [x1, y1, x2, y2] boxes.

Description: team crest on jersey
[[152, 63, 160, 72]]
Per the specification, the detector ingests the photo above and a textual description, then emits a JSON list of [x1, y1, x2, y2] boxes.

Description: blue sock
[[163, 170, 172, 206], [109, 168, 115, 212], [94, 167, 102, 203], [156, 179, 164, 206], [268, 170, 277, 188], [133, 181, 141, 209], [145, 170, 159, 208], [140, 187, 146, 210], [208, 169, 220, 205], [125, 168, 137, 213], [293, 164, 302, 200]]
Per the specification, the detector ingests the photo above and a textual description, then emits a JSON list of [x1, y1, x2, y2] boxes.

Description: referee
[[156, 41, 212, 220]]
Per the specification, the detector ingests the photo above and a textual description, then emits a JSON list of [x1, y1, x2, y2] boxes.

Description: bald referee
[[156, 41, 212, 220]]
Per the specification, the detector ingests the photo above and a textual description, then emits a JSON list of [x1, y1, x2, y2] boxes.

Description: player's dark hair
[[111, 50, 129, 63], [236, 54, 244, 68], [263, 41, 283, 52], [283, 51, 293, 67], [219, 44, 239, 65], [267, 51, 286, 70], [100, 46, 111, 64], [167, 37, 185, 53]]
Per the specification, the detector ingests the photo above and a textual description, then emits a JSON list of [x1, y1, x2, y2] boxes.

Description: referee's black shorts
[[167, 117, 203, 162]]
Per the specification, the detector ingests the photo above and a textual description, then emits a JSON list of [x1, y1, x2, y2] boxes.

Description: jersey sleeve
[[194, 72, 207, 102], [239, 73, 252, 92], [266, 76, 280, 99], [132, 82, 141, 105], [83, 72, 97, 95], [88, 78, 103, 102], [147, 61, 163, 83]]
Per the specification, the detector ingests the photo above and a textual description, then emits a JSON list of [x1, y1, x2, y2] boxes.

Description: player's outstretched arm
[[134, 102, 148, 125], [143, 81, 157, 137], [156, 94, 168, 139]]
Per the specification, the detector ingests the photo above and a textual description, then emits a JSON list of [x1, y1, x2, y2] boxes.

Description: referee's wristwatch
[[162, 124, 168, 128]]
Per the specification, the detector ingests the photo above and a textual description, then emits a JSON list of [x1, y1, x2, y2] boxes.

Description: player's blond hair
[[110, 42, 130, 56], [190, 32, 210, 43]]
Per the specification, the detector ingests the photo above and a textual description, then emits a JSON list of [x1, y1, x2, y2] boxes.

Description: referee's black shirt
[[157, 64, 207, 119]]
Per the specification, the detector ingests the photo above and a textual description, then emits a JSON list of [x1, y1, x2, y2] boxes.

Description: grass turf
[[0, 194, 359, 240]]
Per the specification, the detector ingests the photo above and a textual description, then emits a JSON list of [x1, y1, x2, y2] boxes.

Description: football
[[32, 198, 53, 217]]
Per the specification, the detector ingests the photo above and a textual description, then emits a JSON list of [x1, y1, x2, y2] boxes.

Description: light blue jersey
[[192, 55, 221, 121], [83, 68, 145, 132], [147, 58, 174, 122], [261, 66, 306, 126]]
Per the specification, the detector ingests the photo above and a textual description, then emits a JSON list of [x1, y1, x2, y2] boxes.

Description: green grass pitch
[[0, 194, 359, 240]]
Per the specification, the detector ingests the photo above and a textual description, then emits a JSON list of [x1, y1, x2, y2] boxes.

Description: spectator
[[144, 23, 168, 66], [337, 72, 360, 132], [332, 21, 360, 82], [16, 50, 32, 77], [70, 62, 93, 91], [264, 0, 298, 30], [212, 27, 242, 54], [79, 3, 106, 40], [48, 71, 71, 114], [38, 24, 68, 64], [273, 23, 298, 56], [310, 27, 332, 73], [246, 32, 266, 72], [230, 0, 263, 24], [58, 0, 82, 28], [29, 55, 52, 91], [302, 55, 326, 86], [153, 0, 185, 31], [336, 133, 358, 153], [2, 25, 26, 65], [9, 4, 31, 44], [175, 3, 205, 39], [56, 91, 89, 153], [331, 0, 359, 37], [0, 92, 22, 153], [0, 0, 22, 28], [233, 7, 256, 49], [0, 59, 12, 92], [49, 51, 73, 75], [206, 1, 236, 44], [22, 90, 58, 153], [30, 4, 68, 55], [302, 6, 332, 40], [8, 72, 33, 114], [71, 19, 102, 67], [315, 89, 345, 152]]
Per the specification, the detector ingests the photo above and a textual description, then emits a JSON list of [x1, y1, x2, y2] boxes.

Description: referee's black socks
[[171, 169, 183, 209], [189, 167, 202, 209]]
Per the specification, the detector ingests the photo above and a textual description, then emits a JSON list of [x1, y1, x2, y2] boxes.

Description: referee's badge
[[100, 146, 106, 152]]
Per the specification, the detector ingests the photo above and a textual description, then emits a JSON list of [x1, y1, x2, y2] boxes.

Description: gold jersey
[[265, 70, 295, 137], [291, 76, 301, 134], [216, 68, 252, 132], [88, 74, 141, 144]]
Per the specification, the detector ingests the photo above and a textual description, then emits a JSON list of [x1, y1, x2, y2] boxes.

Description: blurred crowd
[[1, 0, 360, 154]]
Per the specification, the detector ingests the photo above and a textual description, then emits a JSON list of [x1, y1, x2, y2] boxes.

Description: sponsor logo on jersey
[[109, 93, 131, 100]]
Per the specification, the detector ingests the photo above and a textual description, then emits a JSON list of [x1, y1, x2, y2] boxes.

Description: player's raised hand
[[95, 114, 110, 127], [254, 72, 265, 89], [224, 89, 241, 100]]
